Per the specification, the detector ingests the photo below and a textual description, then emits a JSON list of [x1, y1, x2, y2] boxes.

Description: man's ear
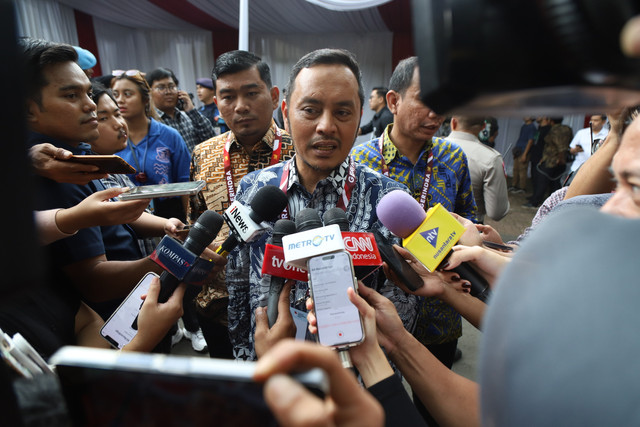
[[386, 90, 400, 115], [213, 95, 218, 107], [270, 86, 280, 111], [450, 117, 459, 131], [282, 99, 289, 133], [26, 99, 40, 124]]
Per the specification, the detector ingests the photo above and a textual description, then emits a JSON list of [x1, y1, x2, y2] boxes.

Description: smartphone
[[100, 272, 157, 349], [373, 229, 422, 291], [308, 251, 364, 348], [119, 180, 205, 200], [50, 346, 328, 427], [66, 154, 136, 174], [482, 240, 514, 252]]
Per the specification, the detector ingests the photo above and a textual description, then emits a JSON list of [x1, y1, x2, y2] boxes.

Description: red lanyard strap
[[223, 124, 283, 203], [278, 158, 356, 219]]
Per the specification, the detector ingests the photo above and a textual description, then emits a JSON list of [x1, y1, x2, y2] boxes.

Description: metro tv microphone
[[217, 185, 289, 257], [156, 210, 224, 303], [377, 190, 491, 302], [264, 219, 297, 327]]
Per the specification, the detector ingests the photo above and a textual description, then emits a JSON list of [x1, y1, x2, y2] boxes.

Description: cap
[[196, 78, 213, 89], [73, 46, 97, 70]]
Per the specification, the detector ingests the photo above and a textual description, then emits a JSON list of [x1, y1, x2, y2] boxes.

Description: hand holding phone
[[308, 251, 364, 349]]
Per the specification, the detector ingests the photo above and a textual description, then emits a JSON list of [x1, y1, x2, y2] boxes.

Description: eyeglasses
[[112, 69, 145, 78], [153, 84, 178, 93]]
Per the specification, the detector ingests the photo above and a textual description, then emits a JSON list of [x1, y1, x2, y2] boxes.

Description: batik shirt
[[189, 122, 295, 309], [351, 125, 478, 345], [226, 157, 417, 360]]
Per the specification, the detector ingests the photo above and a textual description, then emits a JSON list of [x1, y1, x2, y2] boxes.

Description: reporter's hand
[[255, 281, 296, 358], [443, 245, 511, 288], [201, 243, 228, 278], [451, 212, 483, 247], [124, 277, 185, 352], [475, 223, 504, 245], [164, 217, 186, 239], [30, 143, 108, 185], [56, 188, 150, 233], [254, 340, 384, 427]]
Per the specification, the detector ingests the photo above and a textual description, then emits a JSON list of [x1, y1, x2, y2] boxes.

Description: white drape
[[251, 31, 393, 144], [93, 17, 213, 99], [14, 0, 78, 44]]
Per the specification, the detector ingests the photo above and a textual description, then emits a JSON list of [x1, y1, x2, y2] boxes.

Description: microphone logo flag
[[420, 228, 439, 248]]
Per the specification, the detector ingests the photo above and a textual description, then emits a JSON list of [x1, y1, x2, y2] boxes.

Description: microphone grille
[[272, 219, 296, 246], [377, 190, 426, 238], [250, 185, 289, 222], [295, 208, 323, 232], [322, 207, 349, 231]]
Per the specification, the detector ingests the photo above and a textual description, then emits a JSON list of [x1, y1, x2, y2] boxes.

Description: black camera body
[[413, 0, 640, 115]]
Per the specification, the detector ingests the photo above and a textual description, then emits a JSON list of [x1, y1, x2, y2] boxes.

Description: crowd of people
[[5, 18, 640, 424]]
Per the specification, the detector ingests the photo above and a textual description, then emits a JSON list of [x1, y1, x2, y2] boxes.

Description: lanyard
[[223, 124, 283, 203], [378, 136, 433, 209], [278, 158, 356, 220]]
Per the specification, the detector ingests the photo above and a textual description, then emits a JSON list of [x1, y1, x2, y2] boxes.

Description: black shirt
[[360, 106, 394, 138]]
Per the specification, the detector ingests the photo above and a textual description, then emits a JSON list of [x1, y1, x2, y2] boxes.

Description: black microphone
[[266, 219, 297, 327], [157, 210, 224, 303], [322, 207, 349, 231], [295, 208, 323, 232], [217, 185, 288, 257]]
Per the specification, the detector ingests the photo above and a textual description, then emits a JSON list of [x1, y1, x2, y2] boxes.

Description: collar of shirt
[[283, 155, 350, 195], [381, 124, 433, 165], [227, 120, 279, 153], [156, 107, 182, 121], [447, 130, 480, 144], [27, 131, 93, 154]]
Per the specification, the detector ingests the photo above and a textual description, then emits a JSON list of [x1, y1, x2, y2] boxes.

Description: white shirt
[[570, 125, 609, 172]]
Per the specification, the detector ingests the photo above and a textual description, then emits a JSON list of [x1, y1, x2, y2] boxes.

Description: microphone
[[377, 190, 491, 302], [217, 185, 289, 257], [132, 210, 224, 331], [295, 208, 323, 232], [157, 210, 224, 303], [265, 219, 297, 327], [322, 208, 383, 280]]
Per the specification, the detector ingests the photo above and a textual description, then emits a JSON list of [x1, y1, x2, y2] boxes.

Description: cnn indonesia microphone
[[377, 190, 491, 302]]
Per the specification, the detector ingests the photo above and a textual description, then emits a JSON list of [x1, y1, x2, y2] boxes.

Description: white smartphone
[[100, 272, 157, 349], [308, 251, 364, 348], [118, 180, 205, 200]]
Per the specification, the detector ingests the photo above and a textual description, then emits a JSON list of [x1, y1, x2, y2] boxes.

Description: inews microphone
[[265, 219, 297, 327], [217, 185, 289, 257], [377, 190, 491, 302], [156, 210, 224, 303], [322, 208, 383, 280]]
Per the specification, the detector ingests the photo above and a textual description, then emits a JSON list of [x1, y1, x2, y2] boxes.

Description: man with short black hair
[[196, 77, 227, 134], [146, 67, 215, 152], [226, 48, 414, 361], [189, 50, 296, 358], [358, 86, 394, 138], [351, 55, 478, 425]]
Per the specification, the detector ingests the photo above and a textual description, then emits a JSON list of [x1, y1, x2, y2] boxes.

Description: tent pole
[[239, 0, 249, 50]]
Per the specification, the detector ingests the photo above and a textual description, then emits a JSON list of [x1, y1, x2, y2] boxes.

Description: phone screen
[[308, 252, 363, 348], [100, 272, 157, 348]]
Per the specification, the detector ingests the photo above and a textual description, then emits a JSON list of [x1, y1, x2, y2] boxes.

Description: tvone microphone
[[377, 190, 491, 302], [265, 219, 297, 327], [217, 185, 288, 256], [157, 210, 224, 303]]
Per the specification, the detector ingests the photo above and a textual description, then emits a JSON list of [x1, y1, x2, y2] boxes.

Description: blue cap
[[73, 46, 97, 70], [196, 78, 213, 89]]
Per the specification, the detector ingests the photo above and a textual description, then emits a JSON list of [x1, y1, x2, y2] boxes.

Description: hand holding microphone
[[377, 190, 492, 302]]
